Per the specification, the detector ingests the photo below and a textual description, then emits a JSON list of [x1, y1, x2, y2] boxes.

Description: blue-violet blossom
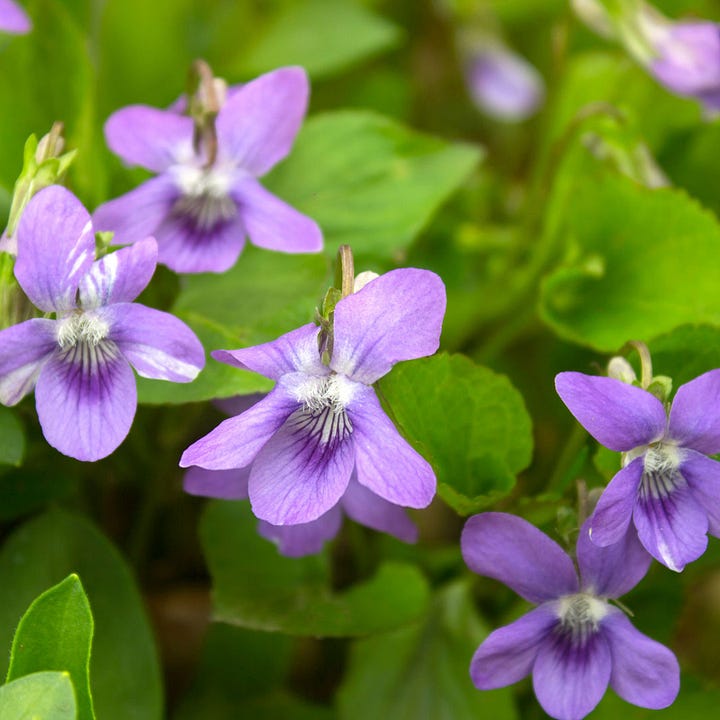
[[93, 66, 322, 274], [0, 185, 205, 461], [184, 395, 418, 556], [0, 0, 30, 34], [462, 512, 679, 720], [556, 370, 720, 571], [180, 268, 446, 526]]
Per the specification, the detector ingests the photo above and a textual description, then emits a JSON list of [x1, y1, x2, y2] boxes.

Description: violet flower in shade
[[92, 66, 322, 274], [462, 513, 679, 720], [556, 370, 720, 572], [0, 0, 31, 34], [0, 185, 205, 461], [180, 268, 446, 526], [185, 466, 417, 557], [464, 44, 544, 122]]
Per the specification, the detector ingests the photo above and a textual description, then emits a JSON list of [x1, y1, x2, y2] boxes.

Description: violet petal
[[183, 466, 250, 500], [678, 450, 720, 537], [461, 513, 579, 604], [555, 372, 666, 451], [0, 0, 31, 34], [330, 268, 446, 385], [257, 504, 343, 557], [668, 369, 720, 454], [15, 186, 95, 313], [604, 611, 680, 709]]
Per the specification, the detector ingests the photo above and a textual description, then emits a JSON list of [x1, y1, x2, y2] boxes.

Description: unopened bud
[[607, 356, 637, 384], [353, 271, 379, 293]]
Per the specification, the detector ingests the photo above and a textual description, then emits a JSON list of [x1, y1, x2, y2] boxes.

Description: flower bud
[[607, 356, 637, 384]]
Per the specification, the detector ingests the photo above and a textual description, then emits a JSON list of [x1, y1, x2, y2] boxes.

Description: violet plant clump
[[93, 64, 322, 273], [462, 512, 679, 720], [0, 185, 205, 461]]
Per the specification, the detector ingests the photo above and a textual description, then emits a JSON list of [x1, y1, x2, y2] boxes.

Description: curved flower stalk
[[462, 513, 679, 720], [0, 0, 30, 34], [556, 369, 720, 571], [181, 267, 446, 526], [93, 66, 323, 274], [0, 186, 205, 461], [463, 42, 544, 122]]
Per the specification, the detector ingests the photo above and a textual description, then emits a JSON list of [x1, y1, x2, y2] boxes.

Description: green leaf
[[236, 0, 401, 79], [137, 248, 329, 404], [649, 325, 720, 390], [0, 671, 76, 720], [7, 574, 94, 720], [0, 510, 162, 720], [200, 501, 430, 636], [264, 111, 483, 262], [540, 171, 720, 351], [0, 406, 24, 467], [377, 354, 533, 515], [337, 581, 517, 720], [592, 684, 720, 718]]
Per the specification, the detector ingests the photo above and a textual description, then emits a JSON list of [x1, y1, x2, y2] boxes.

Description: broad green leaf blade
[[7, 574, 94, 720], [649, 325, 720, 390], [0, 510, 163, 720], [137, 248, 328, 404], [201, 501, 430, 636], [0, 671, 76, 720], [236, 0, 401, 79], [264, 111, 483, 261], [592, 684, 720, 718], [0, 407, 24, 466], [377, 354, 533, 515], [539, 172, 720, 351], [337, 582, 517, 720]]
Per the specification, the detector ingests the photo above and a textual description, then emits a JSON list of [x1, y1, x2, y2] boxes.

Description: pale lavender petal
[[248, 405, 355, 524], [104, 105, 193, 172], [341, 477, 418, 542], [79, 238, 157, 308], [233, 179, 322, 253], [462, 513, 578, 603], [589, 457, 644, 547], [216, 66, 308, 176], [349, 385, 435, 509], [0, 319, 56, 405], [35, 342, 136, 461], [212, 323, 326, 380], [183, 466, 249, 500], [470, 606, 557, 689], [257, 504, 343, 557], [634, 474, 708, 572], [678, 450, 720, 537], [668, 369, 720, 454], [604, 612, 680, 709], [650, 23, 720, 97], [180, 387, 297, 470], [0, 0, 31, 34], [14, 186, 95, 313], [578, 519, 651, 598], [555, 372, 666, 451], [330, 268, 446, 385], [466, 46, 544, 122], [152, 210, 246, 274], [533, 630, 611, 720], [103, 303, 204, 382], [92, 176, 178, 247], [214, 393, 265, 417]]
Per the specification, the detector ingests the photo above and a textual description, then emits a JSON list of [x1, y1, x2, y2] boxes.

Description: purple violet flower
[[462, 512, 679, 720], [0, 185, 205, 461], [180, 268, 446, 525], [647, 20, 720, 111], [0, 0, 30, 34], [556, 370, 720, 571], [185, 466, 418, 557], [465, 44, 544, 122], [92, 67, 322, 274]]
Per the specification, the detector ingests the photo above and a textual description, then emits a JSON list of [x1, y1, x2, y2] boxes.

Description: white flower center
[[291, 373, 358, 413], [169, 162, 238, 230], [56, 313, 110, 348], [557, 593, 609, 641]]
